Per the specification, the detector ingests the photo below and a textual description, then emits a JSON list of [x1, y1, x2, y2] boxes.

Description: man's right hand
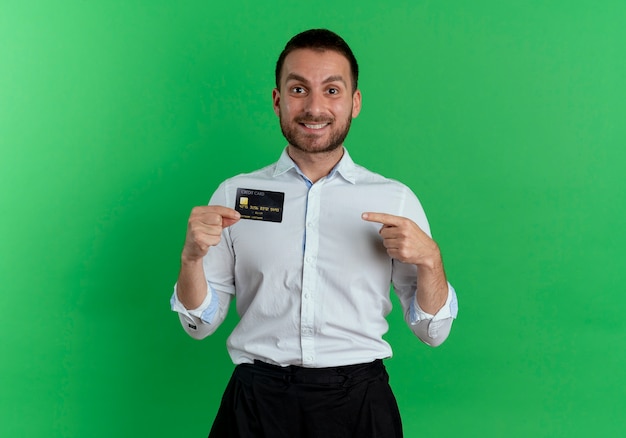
[[181, 206, 241, 262]]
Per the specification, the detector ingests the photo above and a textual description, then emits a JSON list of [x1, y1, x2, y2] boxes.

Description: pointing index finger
[[361, 212, 402, 226]]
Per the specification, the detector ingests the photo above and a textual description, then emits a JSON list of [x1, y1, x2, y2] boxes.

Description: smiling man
[[171, 29, 458, 438]]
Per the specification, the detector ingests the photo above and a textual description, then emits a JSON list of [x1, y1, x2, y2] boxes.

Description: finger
[[222, 216, 240, 228], [191, 206, 241, 227], [216, 206, 241, 228], [193, 205, 241, 220], [213, 206, 241, 221], [361, 212, 404, 227], [379, 226, 403, 240]]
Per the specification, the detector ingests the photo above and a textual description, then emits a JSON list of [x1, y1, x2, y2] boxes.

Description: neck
[[287, 145, 344, 183]]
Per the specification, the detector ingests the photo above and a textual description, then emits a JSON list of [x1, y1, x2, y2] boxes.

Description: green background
[[2, 0, 625, 436]]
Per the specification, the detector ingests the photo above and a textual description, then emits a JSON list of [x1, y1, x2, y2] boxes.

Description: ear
[[272, 88, 281, 117], [351, 89, 362, 118]]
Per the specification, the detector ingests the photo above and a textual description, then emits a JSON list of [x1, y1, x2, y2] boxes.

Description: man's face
[[273, 49, 362, 154]]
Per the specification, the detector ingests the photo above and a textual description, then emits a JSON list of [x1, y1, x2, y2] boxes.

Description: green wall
[[2, 1, 625, 436]]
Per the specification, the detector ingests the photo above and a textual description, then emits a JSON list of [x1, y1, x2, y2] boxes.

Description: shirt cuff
[[410, 283, 458, 324], [170, 283, 220, 324]]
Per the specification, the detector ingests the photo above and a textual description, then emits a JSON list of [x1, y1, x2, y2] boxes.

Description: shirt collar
[[272, 147, 357, 184]]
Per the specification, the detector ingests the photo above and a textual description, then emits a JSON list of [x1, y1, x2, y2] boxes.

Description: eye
[[291, 86, 305, 94], [327, 88, 339, 95]]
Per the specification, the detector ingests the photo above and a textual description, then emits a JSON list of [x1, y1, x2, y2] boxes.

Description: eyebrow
[[284, 73, 347, 87]]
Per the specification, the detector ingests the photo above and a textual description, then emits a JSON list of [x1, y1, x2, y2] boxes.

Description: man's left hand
[[361, 212, 441, 268]]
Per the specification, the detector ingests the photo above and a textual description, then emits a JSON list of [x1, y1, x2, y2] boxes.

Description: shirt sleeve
[[408, 283, 458, 346], [410, 283, 459, 323], [170, 282, 232, 340]]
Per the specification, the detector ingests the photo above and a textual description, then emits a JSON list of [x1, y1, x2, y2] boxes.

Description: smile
[[302, 123, 329, 130]]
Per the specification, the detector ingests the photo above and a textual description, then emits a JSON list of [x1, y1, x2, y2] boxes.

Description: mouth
[[302, 122, 330, 130]]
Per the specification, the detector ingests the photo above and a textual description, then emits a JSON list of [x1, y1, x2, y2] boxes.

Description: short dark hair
[[275, 29, 359, 93]]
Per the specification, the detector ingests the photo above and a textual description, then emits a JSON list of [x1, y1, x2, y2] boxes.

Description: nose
[[304, 90, 324, 115]]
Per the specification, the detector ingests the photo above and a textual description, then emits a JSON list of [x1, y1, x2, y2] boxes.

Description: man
[[171, 29, 458, 437]]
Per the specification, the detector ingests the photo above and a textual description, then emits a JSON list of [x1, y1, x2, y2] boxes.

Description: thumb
[[222, 217, 239, 228], [222, 212, 240, 228]]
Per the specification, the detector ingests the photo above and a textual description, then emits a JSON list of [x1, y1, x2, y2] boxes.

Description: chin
[[291, 142, 343, 154]]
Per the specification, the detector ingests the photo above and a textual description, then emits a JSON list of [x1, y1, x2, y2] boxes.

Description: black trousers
[[208, 359, 403, 438]]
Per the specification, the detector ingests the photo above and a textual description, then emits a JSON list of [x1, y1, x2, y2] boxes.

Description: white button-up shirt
[[171, 148, 458, 367]]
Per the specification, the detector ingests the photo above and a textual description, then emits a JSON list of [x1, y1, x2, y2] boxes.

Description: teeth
[[304, 123, 328, 129]]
